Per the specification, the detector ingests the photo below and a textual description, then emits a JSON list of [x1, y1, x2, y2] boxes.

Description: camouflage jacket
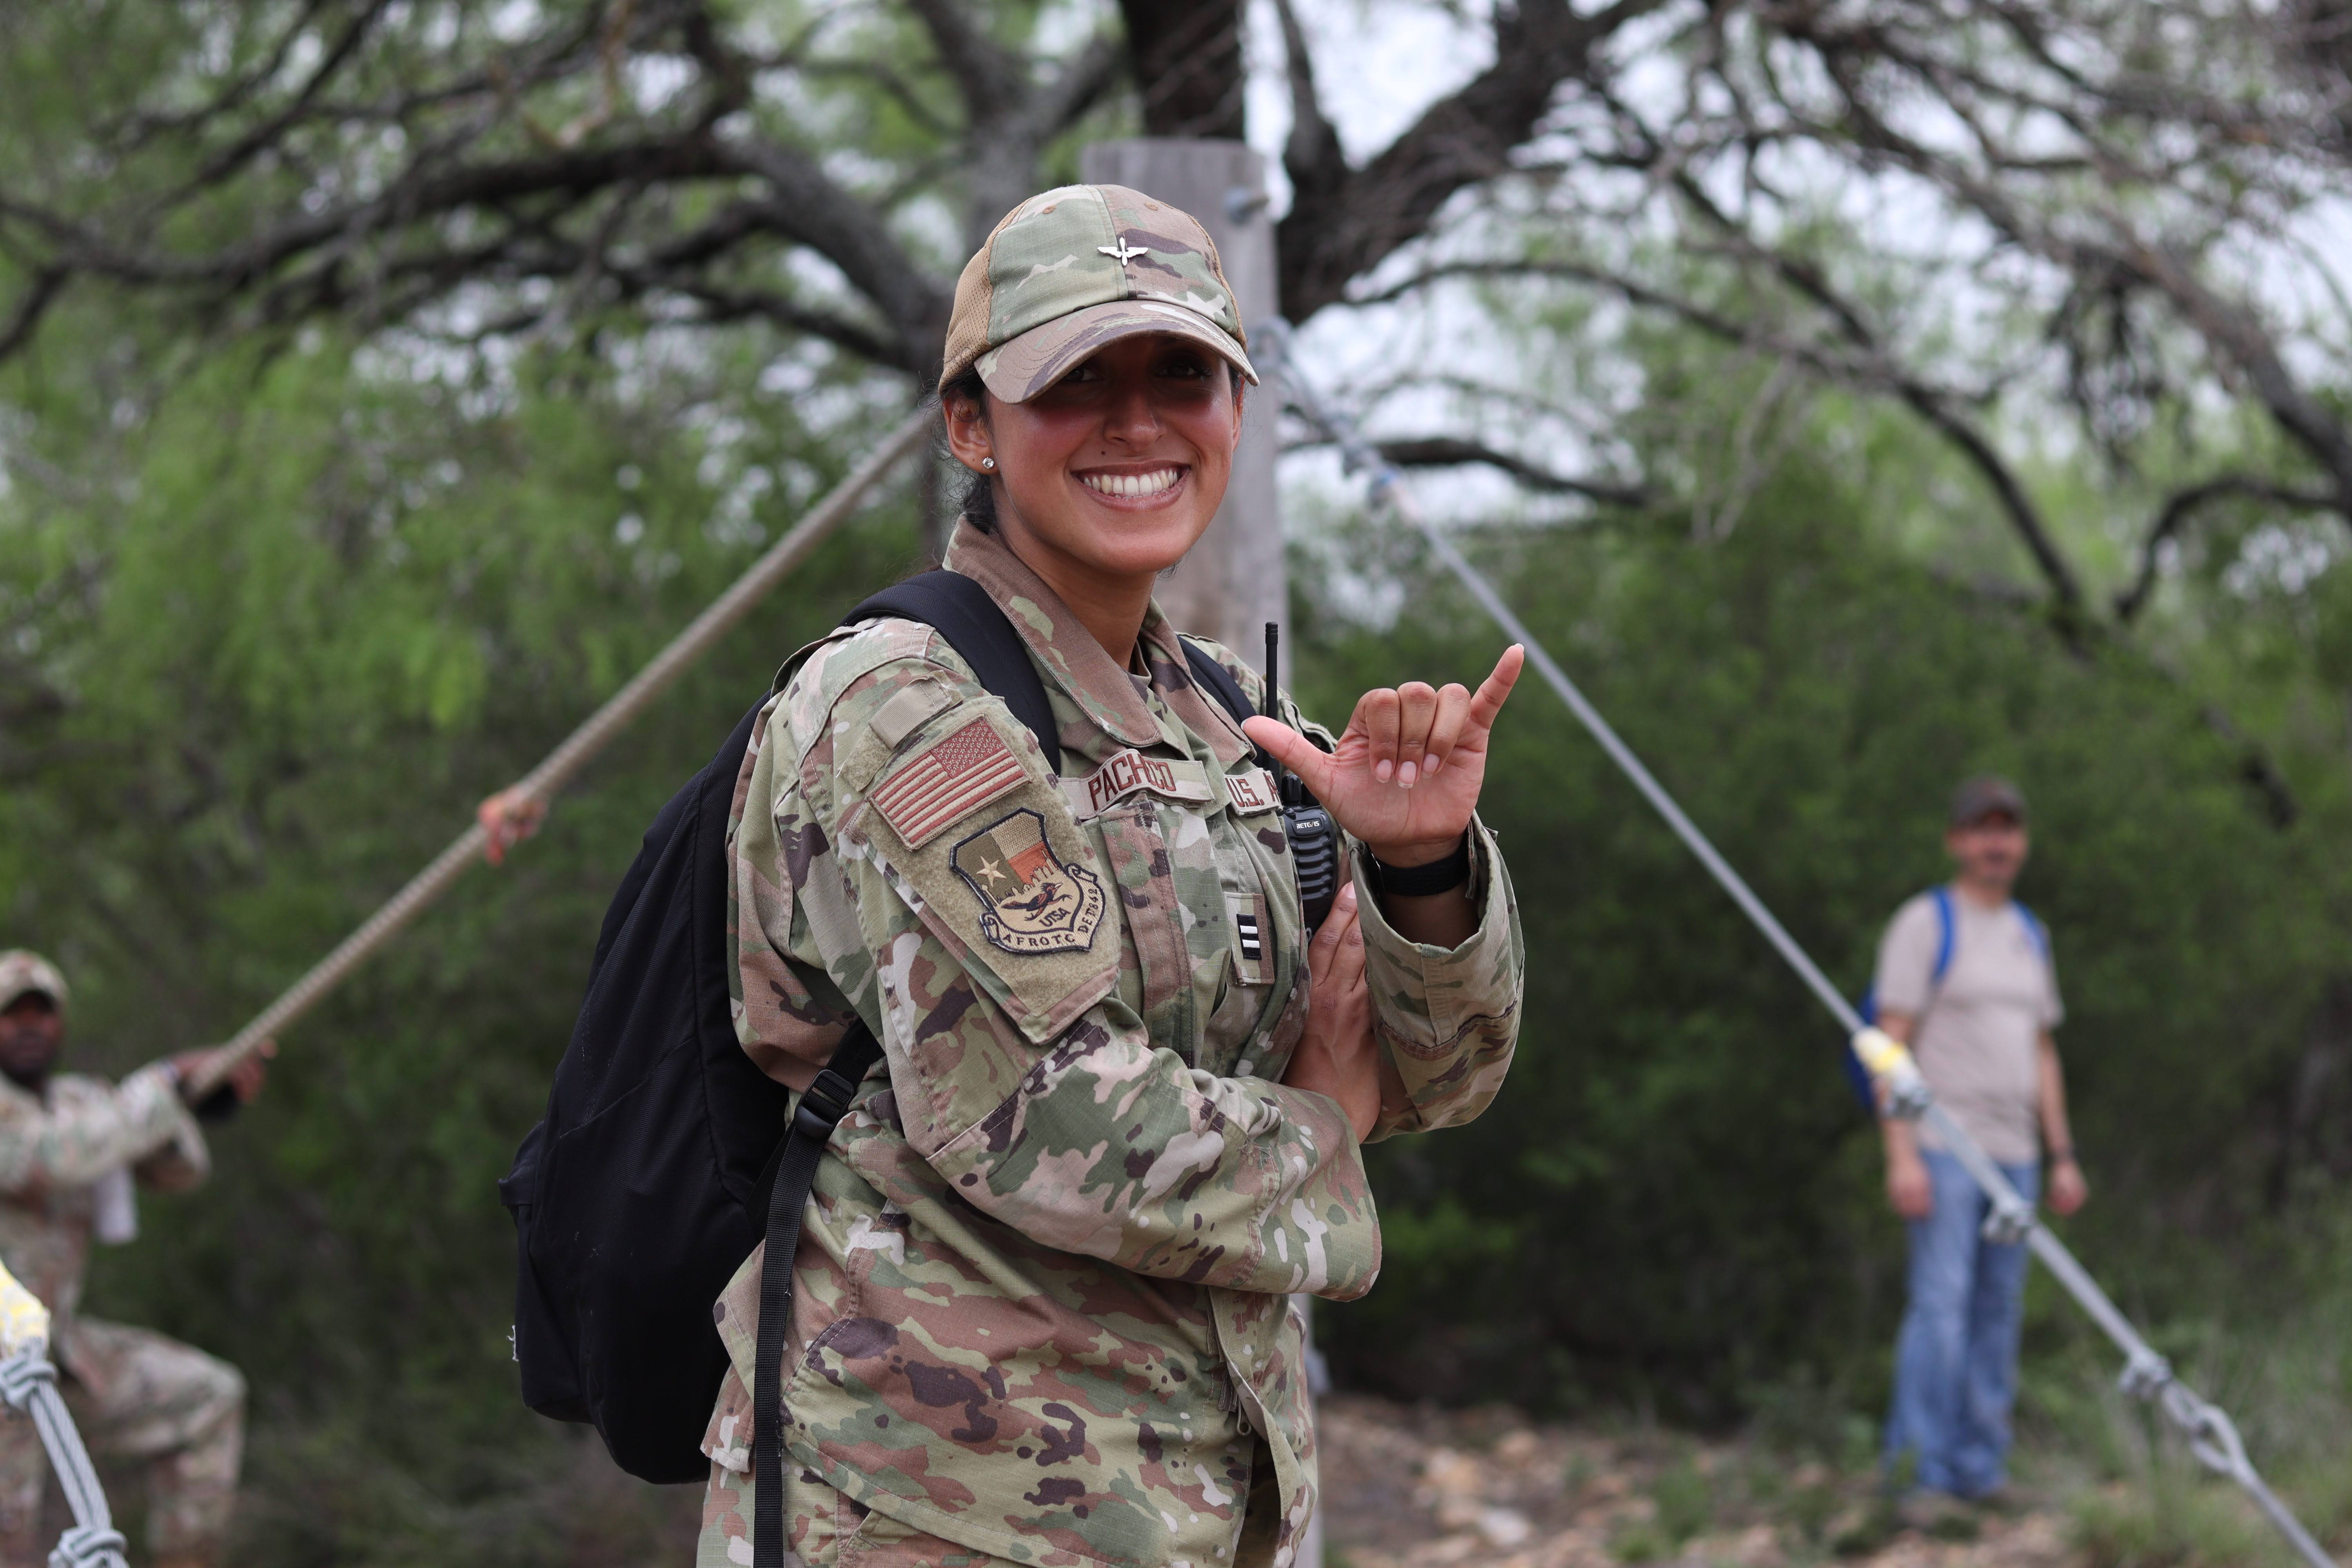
[[699, 521, 1524, 1568], [0, 1066, 207, 1370]]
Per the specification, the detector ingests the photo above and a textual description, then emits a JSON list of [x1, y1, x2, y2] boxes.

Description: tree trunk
[[1117, 0, 1247, 138]]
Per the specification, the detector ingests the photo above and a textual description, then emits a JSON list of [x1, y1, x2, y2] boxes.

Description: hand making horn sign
[[1247, 652, 1524, 923], [1250, 650, 1525, 1138]]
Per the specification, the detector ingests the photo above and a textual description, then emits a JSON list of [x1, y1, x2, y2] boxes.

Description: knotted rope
[[183, 407, 931, 1097]]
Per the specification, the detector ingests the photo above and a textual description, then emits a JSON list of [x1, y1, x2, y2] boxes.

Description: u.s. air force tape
[[1221, 766, 1279, 816], [1056, 748, 1284, 821]]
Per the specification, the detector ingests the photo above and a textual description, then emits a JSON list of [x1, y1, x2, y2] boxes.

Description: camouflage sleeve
[[0, 1065, 201, 1193], [1352, 825, 1524, 1141], [730, 689, 860, 1093], [765, 625, 1381, 1301], [131, 1114, 211, 1194]]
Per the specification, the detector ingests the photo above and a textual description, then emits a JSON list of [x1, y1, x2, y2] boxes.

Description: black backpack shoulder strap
[[1179, 635, 1259, 729], [844, 570, 1060, 774], [1181, 635, 1278, 771], [754, 1023, 883, 1568]]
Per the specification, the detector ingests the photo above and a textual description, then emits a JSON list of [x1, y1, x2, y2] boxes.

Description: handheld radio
[[1261, 623, 1341, 935]]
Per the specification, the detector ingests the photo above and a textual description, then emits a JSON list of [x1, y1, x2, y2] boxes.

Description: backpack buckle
[[791, 1067, 862, 1142]]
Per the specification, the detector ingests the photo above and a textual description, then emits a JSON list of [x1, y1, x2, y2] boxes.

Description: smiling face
[[0, 993, 63, 1090], [1946, 809, 2029, 897], [945, 332, 1244, 599]]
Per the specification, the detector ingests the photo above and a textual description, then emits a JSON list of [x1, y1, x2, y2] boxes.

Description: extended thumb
[[1241, 716, 1326, 786]]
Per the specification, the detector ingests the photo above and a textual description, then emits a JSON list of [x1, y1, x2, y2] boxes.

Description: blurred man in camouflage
[[0, 951, 270, 1568]]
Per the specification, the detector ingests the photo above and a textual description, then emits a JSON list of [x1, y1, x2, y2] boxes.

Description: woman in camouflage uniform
[[696, 185, 1527, 1568]]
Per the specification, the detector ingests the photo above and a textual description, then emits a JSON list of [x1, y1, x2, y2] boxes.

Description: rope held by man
[[1263, 321, 2337, 1568], [183, 407, 933, 1099]]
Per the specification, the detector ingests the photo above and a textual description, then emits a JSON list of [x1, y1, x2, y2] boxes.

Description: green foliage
[[1300, 441, 2352, 1421], [4, 43, 2351, 1556], [2, 323, 919, 1560], [1607, 1518, 1672, 1563], [1647, 1457, 1713, 1544], [9, 315, 2348, 1557], [2072, 1480, 2285, 1568]]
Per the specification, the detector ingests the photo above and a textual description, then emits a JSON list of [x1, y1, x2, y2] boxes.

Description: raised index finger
[[1465, 644, 1526, 736]]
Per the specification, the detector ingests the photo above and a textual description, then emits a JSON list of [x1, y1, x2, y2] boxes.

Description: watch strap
[[1369, 834, 1472, 897]]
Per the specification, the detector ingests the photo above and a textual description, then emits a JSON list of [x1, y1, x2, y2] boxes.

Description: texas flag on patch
[[869, 718, 1030, 848]]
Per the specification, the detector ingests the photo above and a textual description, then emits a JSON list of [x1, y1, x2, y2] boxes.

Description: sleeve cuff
[[1352, 818, 1523, 1058], [122, 1063, 186, 1125], [124, 1065, 209, 1173]]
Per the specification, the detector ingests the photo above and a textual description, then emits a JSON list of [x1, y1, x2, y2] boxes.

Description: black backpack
[[498, 573, 1282, 1528]]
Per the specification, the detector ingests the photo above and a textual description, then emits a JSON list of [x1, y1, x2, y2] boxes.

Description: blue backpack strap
[[1844, 888, 1955, 1115], [1929, 885, 1956, 987], [1839, 1024, 1877, 1110]]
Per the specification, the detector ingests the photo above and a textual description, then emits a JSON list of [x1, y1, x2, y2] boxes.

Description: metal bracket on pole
[[1980, 1196, 2036, 1247], [2118, 1346, 2174, 1401], [1259, 319, 2338, 1568]]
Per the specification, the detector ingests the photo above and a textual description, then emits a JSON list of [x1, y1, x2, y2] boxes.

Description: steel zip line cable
[[183, 406, 933, 1098], [1259, 320, 2336, 1568]]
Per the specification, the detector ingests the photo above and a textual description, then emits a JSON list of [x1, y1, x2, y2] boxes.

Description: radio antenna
[[1261, 622, 1279, 719]]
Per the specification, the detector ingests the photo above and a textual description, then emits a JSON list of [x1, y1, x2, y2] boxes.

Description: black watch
[[1368, 834, 1472, 896]]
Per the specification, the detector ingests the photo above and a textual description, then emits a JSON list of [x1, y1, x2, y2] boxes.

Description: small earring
[[980, 457, 996, 470]]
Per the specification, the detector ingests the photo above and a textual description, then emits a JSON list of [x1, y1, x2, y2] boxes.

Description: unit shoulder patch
[[950, 807, 1107, 955]]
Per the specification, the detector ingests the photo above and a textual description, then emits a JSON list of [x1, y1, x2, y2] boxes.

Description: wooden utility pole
[[1082, 140, 1321, 1568], [1079, 140, 1286, 659]]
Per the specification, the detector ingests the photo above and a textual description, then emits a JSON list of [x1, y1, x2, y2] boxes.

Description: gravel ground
[[1315, 1395, 2079, 1568]]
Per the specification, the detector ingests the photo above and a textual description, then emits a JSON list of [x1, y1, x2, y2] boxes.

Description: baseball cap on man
[[1950, 775, 2028, 827], [939, 183, 1258, 405], [0, 951, 67, 1013]]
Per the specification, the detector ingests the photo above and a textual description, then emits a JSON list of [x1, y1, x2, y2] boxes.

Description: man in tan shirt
[[1872, 777, 2085, 1505]]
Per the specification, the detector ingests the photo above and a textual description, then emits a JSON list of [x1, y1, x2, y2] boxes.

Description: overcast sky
[[1230, 0, 1555, 536]]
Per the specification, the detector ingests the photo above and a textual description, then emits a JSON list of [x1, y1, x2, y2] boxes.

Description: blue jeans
[[1884, 1149, 2039, 1496]]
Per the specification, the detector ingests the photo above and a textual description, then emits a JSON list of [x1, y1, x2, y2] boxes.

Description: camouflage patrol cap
[[940, 184, 1259, 404], [0, 951, 67, 1014]]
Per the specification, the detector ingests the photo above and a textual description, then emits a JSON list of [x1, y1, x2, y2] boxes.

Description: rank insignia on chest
[[951, 808, 1107, 954]]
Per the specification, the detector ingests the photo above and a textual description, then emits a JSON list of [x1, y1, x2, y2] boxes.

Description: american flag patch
[[869, 719, 1029, 848]]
